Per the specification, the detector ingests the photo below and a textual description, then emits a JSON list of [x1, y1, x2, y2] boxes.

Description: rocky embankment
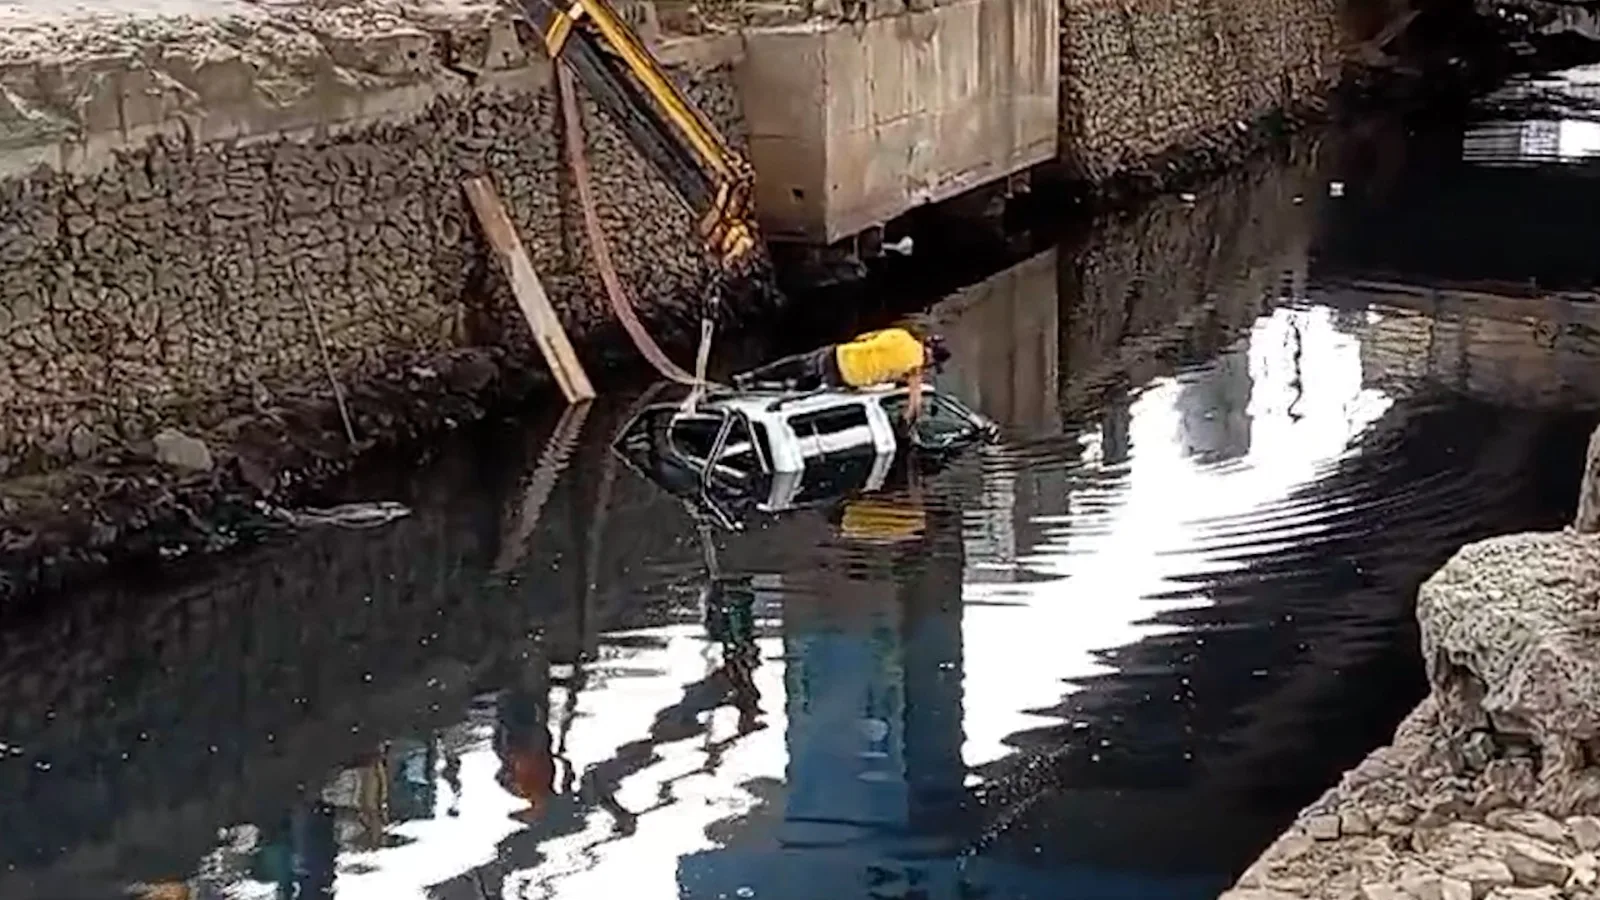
[[1224, 428, 1600, 900]]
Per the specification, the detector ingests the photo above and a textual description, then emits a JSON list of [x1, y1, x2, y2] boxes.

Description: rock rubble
[[1224, 445, 1600, 900], [1227, 735, 1600, 900]]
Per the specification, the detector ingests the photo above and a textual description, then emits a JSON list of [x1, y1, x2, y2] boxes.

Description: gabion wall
[[1058, 0, 1344, 180], [0, 63, 751, 476]]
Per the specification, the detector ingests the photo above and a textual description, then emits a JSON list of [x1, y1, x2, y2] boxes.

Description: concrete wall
[[738, 0, 1059, 243], [737, 0, 1343, 241], [1057, 0, 1344, 180], [0, 4, 756, 475]]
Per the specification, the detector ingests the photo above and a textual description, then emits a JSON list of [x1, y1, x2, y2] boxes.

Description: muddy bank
[[1223, 430, 1600, 900]]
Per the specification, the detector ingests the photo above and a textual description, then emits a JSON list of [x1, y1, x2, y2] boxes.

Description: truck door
[[785, 403, 888, 505]]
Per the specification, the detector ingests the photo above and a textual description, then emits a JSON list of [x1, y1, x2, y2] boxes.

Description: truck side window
[[793, 456, 879, 505], [789, 405, 871, 455]]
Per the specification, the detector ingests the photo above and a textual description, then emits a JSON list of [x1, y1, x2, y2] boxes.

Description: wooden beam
[[463, 176, 597, 404]]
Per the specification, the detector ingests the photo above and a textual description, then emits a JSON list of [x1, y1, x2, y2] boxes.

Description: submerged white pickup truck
[[613, 382, 997, 527]]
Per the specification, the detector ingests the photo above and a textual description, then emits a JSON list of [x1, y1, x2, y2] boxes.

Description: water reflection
[[1175, 348, 1254, 465], [955, 302, 1391, 778], [1464, 63, 1600, 166], [1324, 62, 1600, 291], [3, 121, 1599, 900]]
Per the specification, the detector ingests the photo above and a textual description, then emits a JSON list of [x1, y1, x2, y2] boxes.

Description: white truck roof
[[711, 383, 905, 420]]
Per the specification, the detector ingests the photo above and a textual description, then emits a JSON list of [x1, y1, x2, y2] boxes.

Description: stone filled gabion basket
[[0, 56, 762, 476], [1417, 469, 1600, 817], [1058, 0, 1341, 182]]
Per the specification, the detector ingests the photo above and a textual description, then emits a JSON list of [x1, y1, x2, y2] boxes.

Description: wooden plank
[[463, 176, 597, 404]]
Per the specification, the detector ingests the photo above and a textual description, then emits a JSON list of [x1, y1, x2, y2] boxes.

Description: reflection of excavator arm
[[522, 0, 759, 268]]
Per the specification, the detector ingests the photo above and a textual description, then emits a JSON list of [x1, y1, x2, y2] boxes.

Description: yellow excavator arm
[[525, 0, 759, 268]]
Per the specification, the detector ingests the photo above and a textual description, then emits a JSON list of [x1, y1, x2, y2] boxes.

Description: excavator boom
[[523, 0, 759, 267]]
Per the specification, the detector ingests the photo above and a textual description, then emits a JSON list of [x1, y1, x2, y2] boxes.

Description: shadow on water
[[6, 77, 1600, 900]]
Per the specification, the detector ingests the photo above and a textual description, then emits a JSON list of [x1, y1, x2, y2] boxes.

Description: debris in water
[[1329, 181, 1346, 197], [1179, 192, 1197, 203], [258, 501, 412, 529]]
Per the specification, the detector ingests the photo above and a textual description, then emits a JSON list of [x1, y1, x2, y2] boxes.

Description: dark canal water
[[6, 71, 1600, 900]]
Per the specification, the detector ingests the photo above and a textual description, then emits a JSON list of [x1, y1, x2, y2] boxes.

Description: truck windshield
[[789, 404, 874, 458], [879, 392, 978, 446]]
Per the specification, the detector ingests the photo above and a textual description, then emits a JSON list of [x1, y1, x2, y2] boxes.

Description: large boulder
[[1418, 531, 1600, 780], [1575, 424, 1600, 535]]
